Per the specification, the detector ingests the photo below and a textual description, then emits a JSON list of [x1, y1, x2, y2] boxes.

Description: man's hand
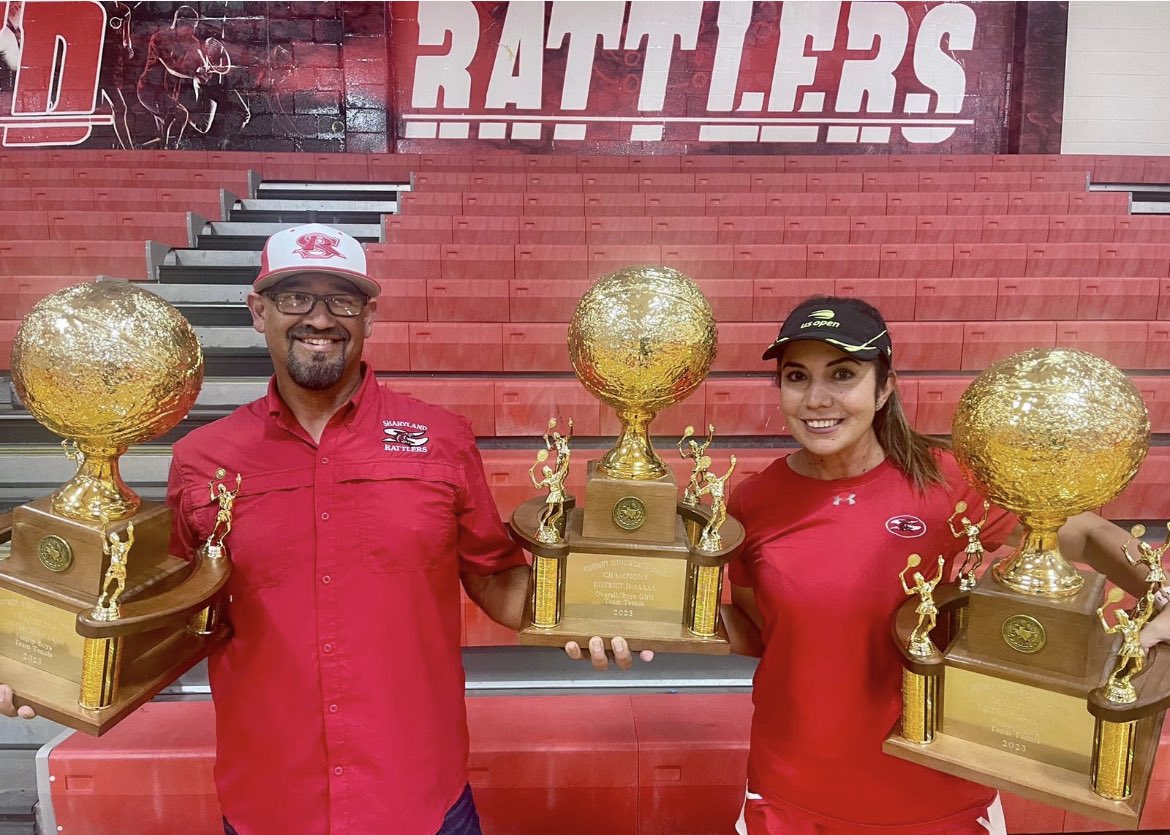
[[0, 685, 36, 719], [564, 636, 654, 671]]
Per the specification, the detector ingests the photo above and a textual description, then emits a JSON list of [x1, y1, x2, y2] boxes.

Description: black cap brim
[[762, 331, 884, 362]]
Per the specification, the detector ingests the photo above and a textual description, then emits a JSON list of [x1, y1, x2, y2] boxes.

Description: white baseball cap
[[254, 223, 380, 298]]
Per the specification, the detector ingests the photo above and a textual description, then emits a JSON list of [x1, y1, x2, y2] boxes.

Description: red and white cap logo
[[254, 223, 380, 298], [293, 232, 346, 260]]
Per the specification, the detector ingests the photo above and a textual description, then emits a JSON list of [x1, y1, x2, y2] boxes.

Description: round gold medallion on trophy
[[567, 266, 717, 479], [11, 281, 204, 521], [952, 348, 1149, 597]]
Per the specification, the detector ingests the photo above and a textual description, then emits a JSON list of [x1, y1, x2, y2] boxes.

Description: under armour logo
[[832, 493, 856, 506], [294, 232, 345, 260]]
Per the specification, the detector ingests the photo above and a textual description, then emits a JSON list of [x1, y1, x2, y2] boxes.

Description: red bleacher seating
[[1056, 320, 1149, 369], [451, 216, 520, 245], [494, 379, 602, 437], [1078, 276, 1160, 320], [962, 321, 1057, 370], [996, 277, 1080, 320], [518, 217, 585, 246], [916, 277, 998, 321], [652, 216, 720, 245], [981, 214, 1049, 243], [587, 216, 652, 246]]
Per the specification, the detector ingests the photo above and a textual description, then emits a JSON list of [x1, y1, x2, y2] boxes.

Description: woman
[[725, 296, 1170, 834]]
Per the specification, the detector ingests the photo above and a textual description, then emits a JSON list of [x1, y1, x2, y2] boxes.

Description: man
[[1, 223, 645, 833]]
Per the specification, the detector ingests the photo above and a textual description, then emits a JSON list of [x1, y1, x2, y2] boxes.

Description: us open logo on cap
[[801, 308, 840, 329], [885, 515, 926, 538], [294, 232, 346, 260]]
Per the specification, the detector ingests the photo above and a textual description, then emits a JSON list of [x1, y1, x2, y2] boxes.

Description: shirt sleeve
[[166, 451, 200, 562], [456, 422, 528, 576]]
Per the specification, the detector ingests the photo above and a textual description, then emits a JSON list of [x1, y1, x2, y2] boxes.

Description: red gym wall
[[0, 1, 1066, 156]]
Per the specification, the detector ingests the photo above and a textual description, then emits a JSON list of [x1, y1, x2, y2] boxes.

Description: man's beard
[[286, 328, 347, 390]]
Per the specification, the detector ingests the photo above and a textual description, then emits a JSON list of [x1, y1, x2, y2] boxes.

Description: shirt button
[[321, 512, 330, 521], [329, 704, 339, 713], [333, 766, 343, 776], [322, 575, 332, 585], [323, 643, 333, 653], [321, 457, 329, 464]]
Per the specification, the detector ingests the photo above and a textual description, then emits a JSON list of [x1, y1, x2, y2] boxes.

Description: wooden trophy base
[[510, 474, 743, 656], [0, 510, 232, 736], [883, 715, 1160, 829], [0, 620, 229, 735], [885, 570, 1170, 828]]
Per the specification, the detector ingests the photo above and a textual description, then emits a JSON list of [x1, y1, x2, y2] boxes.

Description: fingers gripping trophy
[[508, 267, 744, 653], [0, 281, 232, 734]]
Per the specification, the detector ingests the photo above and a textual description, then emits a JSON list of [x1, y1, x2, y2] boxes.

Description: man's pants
[[223, 783, 482, 835]]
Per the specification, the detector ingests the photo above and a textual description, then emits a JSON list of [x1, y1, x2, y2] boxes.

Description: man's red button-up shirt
[[167, 367, 526, 835]]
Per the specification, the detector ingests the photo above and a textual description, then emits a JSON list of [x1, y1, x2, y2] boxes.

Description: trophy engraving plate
[[1002, 614, 1046, 654], [564, 555, 688, 625], [0, 588, 85, 682], [612, 497, 646, 531], [38, 535, 72, 572], [943, 666, 1095, 773]]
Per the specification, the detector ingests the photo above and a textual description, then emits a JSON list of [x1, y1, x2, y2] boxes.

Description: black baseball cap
[[761, 299, 893, 362]]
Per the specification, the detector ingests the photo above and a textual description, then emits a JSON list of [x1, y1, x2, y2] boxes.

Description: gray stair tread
[[193, 327, 265, 349], [140, 284, 250, 304], [256, 182, 409, 194], [168, 250, 260, 267], [159, 647, 757, 700], [236, 198, 398, 212], [205, 221, 379, 238]]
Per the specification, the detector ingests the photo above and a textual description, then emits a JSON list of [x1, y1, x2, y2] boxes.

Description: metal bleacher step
[[194, 221, 380, 251], [156, 249, 259, 284], [227, 198, 395, 226], [255, 182, 408, 202]]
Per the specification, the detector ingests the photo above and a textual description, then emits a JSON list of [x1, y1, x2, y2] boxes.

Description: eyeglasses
[[265, 291, 368, 317]]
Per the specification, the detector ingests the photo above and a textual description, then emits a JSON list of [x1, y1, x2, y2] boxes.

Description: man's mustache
[[288, 326, 348, 341]]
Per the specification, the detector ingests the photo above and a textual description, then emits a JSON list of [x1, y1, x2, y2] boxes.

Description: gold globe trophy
[[0, 281, 232, 735], [884, 348, 1170, 827], [509, 267, 743, 653]]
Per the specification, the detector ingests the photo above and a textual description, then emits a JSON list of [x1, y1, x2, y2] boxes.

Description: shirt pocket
[[186, 469, 310, 592], [336, 459, 462, 574]]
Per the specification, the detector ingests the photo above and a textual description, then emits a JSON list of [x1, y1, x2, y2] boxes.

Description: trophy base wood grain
[[518, 615, 729, 655], [883, 714, 1161, 830], [9, 498, 171, 601], [965, 570, 1107, 680], [0, 621, 229, 735], [582, 462, 679, 543]]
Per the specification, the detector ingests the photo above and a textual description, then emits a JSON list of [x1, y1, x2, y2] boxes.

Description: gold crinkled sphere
[[12, 281, 203, 448], [952, 348, 1149, 521], [568, 266, 716, 415]]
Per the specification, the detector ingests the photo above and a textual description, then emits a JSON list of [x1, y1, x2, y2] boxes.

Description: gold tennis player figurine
[[203, 468, 243, 559], [1122, 523, 1170, 618], [530, 448, 570, 545], [1098, 587, 1156, 704], [948, 499, 990, 592], [93, 516, 135, 622], [544, 416, 573, 476], [900, 553, 946, 657], [695, 454, 735, 551], [678, 423, 715, 507]]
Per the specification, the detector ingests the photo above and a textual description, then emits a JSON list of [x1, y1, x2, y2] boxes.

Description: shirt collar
[[265, 363, 377, 434]]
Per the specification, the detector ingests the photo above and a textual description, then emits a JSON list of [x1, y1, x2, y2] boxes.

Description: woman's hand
[[564, 637, 654, 671], [1140, 605, 1170, 651]]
